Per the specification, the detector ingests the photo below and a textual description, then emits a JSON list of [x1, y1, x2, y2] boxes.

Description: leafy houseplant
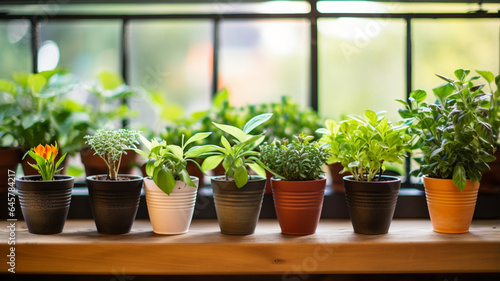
[[201, 113, 272, 235], [16, 143, 74, 234], [398, 69, 496, 233], [84, 129, 144, 235], [259, 134, 331, 235], [317, 110, 411, 234], [137, 133, 212, 234]]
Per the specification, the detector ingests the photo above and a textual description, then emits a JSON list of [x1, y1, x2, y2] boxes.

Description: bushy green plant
[[137, 132, 212, 195], [398, 69, 496, 190], [84, 129, 140, 180], [476, 70, 500, 145], [317, 110, 411, 182], [259, 134, 331, 181], [201, 113, 273, 188]]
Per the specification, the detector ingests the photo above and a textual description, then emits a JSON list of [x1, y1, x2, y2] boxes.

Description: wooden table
[[2, 219, 499, 275]]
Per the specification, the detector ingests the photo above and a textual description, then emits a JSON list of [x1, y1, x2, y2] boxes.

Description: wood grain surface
[[1, 219, 499, 275]]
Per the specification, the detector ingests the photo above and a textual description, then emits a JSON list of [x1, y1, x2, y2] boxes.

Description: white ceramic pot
[[144, 177, 199, 234]]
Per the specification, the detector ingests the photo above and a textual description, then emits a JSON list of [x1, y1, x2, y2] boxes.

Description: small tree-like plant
[[84, 129, 140, 180], [259, 134, 330, 181]]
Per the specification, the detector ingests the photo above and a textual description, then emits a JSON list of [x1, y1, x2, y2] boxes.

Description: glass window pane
[[0, 20, 31, 78], [129, 20, 213, 132], [219, 19, 310, 107], [413, 19, 499, 96], [318, 18, 405, 123]]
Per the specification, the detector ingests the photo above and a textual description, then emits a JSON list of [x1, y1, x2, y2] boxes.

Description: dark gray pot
[[86, 175, 143, 235], [16, 175, 74, 234], [211, 176, 266, 235], [343, 175, 400, 235]]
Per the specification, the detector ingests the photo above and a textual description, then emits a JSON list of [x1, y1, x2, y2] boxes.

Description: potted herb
[[81, 72, 140, 177], [15, 143, 72, 234], [259, 134, 331, 235], [398, 69, 496, 233], [201, 113, 273, 235], [137, 132, 212, 234], [317, 110, 411, 235], [84, 129, 143, 235]]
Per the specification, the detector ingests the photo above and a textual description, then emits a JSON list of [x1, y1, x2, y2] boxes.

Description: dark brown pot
[[81, 148, 140, 177], [328, 163, 350, 193], [16, 175, 74, 234], [271, 178, 326, 235], [211, 176, 266, 235], [212, 163, 226, 177], [22, 152, 68, 176], [0, 147, 22, 193], [343, 175, 400, 235], [86, 175, 143, 235], [480, 150, 500, 194]]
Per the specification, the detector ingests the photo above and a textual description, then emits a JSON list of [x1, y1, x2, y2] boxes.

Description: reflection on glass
[[0, 20, 31, 78], [219, 19, 310, 108]]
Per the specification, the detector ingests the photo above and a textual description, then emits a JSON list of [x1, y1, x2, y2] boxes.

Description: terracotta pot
[[81, 147, 140, 177], [16, 175, 74, 234], [86, 174, 143, 235], [264, 170, 273, 194], [479, 150, 500, 194], [211, 176, 266, 235], [21, 152, 68, 176], [0, 147, 22, 193], [423, 176, 479, 234], [328, 163, 350, 193], [343, 175, 400, 235], [271, 178, 326, 235], [144, 177, 198, 234]]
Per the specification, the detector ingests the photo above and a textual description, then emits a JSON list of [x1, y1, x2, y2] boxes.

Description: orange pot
[[423, 176, 480, 234], [271, 178, 326, 235]]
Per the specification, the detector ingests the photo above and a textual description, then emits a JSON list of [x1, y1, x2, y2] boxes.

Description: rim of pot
[[17, 175, 74, 182], [271, 176, 326, 183], [86, 174, 144, 182], [343, 175, 401, 183], [143, 176, 199, 181], [211, 175, 266, 182]]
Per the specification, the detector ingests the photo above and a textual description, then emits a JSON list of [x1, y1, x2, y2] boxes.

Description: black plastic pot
[[16, 175, 74, 234], [86, 175, 143, 235], [211, 176, 266, 235], [343, 175, 401, 235]]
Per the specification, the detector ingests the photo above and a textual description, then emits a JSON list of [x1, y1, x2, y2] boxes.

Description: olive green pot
[[211, 176, 266, 235]]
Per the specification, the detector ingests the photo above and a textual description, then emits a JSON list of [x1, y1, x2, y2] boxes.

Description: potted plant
[[15, 143, 72, 234], [259, 134, 331, 235], [84, 129, 143, 235], [398, 69, 496, 233], [475, 70, 500, 193], [201, 113, 273, 235], [317, 110, 411, 235], [136, 132, 212, 234], [81, 72, 140, 177]]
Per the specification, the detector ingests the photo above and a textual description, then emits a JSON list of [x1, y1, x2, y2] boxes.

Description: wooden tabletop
[[2, 219, 499, 275]]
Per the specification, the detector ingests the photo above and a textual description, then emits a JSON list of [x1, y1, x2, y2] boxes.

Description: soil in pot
[[271, 178, 326, 235], [86, 175, 143, 235], [0, 147, 22, 193], [144, 177, 199, 234], [211, 176, 266, 235], [16, 175, 74, 234], [423, 176, 479, 234], [81, 148, 140, 176], [343, 175, 400, 235]]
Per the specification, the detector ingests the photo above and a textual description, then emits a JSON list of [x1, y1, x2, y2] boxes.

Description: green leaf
[[410, 90, 427, 103], [138, 134, 152, 152], [435, 73, 455, 84], [234, 165, 249, 188], [183, 132, 211, 149], [452, 164, 466, 191], [433, 83, 454, 105], [476, 70, 495, 84], [0, 79, 16, 94], [201, 155, 225, 171], [179, 169, 196, 187], [220, 135, 232, 152], [27, 74, 47, 94], [154, 168, 176, 195], [185, 145, 225, 158], [242, 113, 273, 134], [364, 110, 377, 124], [212, 122, 247, 143], [168, 145, 183, 160], [348, 161, 360, 168], [454, 69, 470, 82], [55, 153, 67, 170], [146, 160, 156, 177], [98, 71, 124, 90], [248, 163, 266, 178], [213, 88, 229, 108]]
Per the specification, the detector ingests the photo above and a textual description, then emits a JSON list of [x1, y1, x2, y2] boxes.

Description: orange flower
[[33, 144, 58, 160]]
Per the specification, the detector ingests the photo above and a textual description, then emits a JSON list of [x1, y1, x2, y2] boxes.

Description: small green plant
[[201, 113, 273, 188], [476, 70, 500, 145], [398, 69, 496, 190], [259, 134, 331, 181], [26, 143, 67, 181], [137, 132, 212, 195], [84, 129, 140, 180], [317, 110, 411, 182]]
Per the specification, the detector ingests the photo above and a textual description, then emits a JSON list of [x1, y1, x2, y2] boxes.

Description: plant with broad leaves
[[200, 113, 273, 188], [26, 143, 67, 181], [259, 134, 331, 181], [136, 132, 212, 195], [476, 70, 500, 145], [317, 110, 411, 182], [84, 129, 140, 180], [397, 69, 496, 191]]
